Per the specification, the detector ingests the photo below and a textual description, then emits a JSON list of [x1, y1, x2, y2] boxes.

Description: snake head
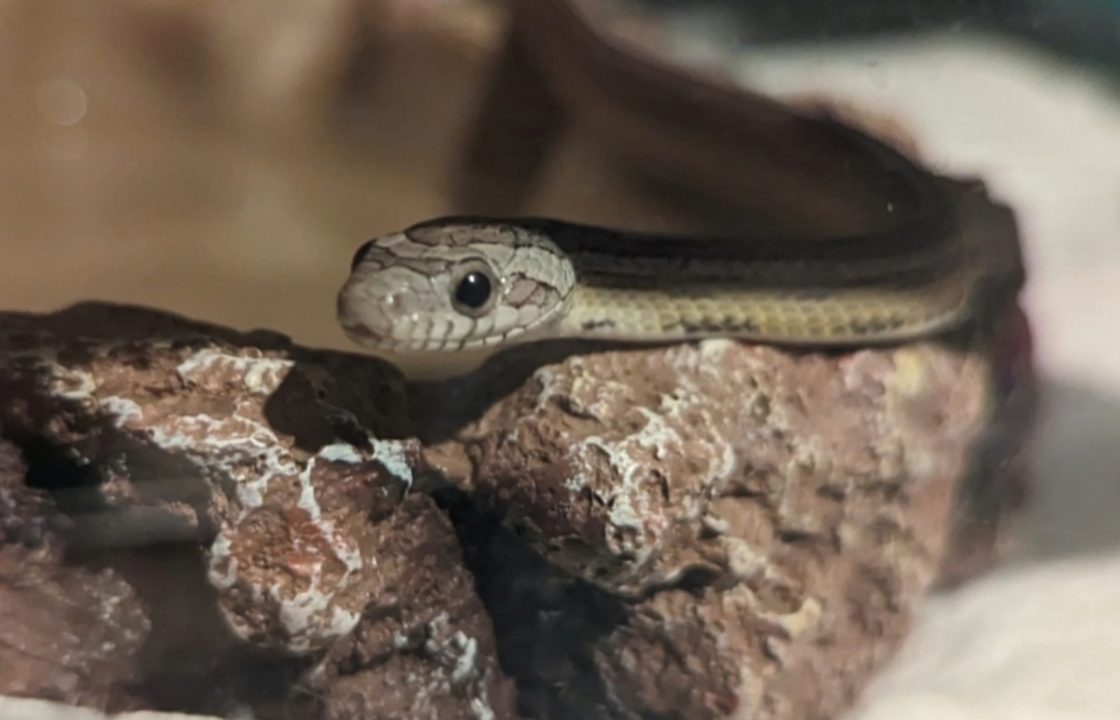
[[338, 218, 576, 361]]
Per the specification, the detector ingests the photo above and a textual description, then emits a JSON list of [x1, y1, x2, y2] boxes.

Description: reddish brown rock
[[0, 295, 1029, 720], [426, 335, 1004, 720], [0, 440, 149, 711], [305, 494, 518, 720], [0, 304, 516, 720], [443, 341, 988, 599]]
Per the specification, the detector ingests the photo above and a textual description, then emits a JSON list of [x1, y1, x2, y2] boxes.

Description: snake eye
[[456, 272, 491, 308], [451, 261, 497, 317], [350, 240, 375, 272]]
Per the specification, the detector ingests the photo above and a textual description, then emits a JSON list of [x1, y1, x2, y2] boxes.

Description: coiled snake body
[[337, 0, 1023, 378]]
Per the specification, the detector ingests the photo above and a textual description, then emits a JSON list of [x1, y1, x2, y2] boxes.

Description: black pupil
[[455, 272, 492, 309]]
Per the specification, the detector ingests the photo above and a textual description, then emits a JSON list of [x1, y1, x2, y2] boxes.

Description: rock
[[0, 439, 149, 711], [426, 336, 1002, 719], [0, 295, 1030, 719], [446, 341, 988, 595], [0, 304, 515, 720], [306, 494, 517, 720]]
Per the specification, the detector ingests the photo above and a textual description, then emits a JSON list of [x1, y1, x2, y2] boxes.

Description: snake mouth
[[336, 280, 404, 349], [339, 320, 380, 344], [338, 316, 447, 353]]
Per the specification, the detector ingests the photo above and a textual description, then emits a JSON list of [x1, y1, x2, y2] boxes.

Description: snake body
[[337, 0, 1023, 378]]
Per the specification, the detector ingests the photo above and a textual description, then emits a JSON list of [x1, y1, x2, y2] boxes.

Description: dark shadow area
[[19, 435, 103, 496], [85, 545, 312, 717], [433, 486, 629, 719], [263, 345, 413, 445]]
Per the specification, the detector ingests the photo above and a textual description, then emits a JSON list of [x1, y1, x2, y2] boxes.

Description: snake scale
[[337, 0, 1023, 378]]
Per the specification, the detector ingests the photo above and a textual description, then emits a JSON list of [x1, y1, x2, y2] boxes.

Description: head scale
[[337, 219, 575, 355]]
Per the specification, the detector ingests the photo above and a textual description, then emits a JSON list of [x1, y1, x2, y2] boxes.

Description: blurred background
[[0, 0, 1117, 717]]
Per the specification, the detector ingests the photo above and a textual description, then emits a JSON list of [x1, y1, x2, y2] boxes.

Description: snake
[[336, 0, 1024, 379]]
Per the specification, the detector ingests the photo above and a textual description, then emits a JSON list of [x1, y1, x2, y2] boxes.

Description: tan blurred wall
[[0, 0, 675, 351]]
